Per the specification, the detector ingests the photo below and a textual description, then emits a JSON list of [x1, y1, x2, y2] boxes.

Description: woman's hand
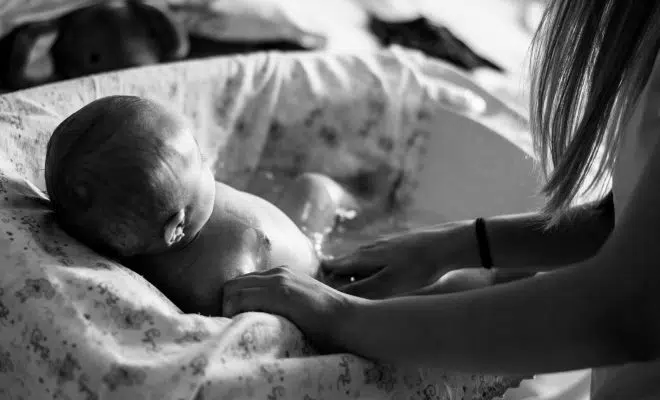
[[322, 220, 480, 299], [222, 266, 359, 352]]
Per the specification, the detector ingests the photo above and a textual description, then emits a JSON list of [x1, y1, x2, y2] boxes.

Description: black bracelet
[[475, 217, 493, 269]]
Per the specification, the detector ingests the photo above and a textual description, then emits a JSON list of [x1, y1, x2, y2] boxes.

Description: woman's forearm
[[340, 252, 640, 375], [442, 194, 614, 272], [486, 194, 614, 270]]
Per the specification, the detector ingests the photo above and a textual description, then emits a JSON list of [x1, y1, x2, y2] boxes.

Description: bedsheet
[[0, 50, 527, 399]]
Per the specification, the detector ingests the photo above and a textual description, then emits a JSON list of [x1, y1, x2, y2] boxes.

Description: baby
[[45, 95, 357, 315]]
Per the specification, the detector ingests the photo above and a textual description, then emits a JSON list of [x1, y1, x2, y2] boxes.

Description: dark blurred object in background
[[0, 0, 188, 91], [187, 35, 307, 60], [369, 16, 504, 72], [0, 1, 506, 92]]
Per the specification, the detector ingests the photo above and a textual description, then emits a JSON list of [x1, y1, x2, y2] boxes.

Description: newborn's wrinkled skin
[[45, 96, 354, 315]]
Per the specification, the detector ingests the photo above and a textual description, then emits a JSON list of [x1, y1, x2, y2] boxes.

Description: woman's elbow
[[592, 243, 660, 364], [633, 301, 660, 363], [614, 327, 659, 364], [614, 282, 660, 364]]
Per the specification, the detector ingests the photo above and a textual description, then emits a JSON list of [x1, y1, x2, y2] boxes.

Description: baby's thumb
[[396, 282, 454, 298]]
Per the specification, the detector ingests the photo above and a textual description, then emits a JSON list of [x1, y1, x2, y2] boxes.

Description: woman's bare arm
[[334, 144, 660, 375], [484, 193, 614, 271], [321, 191, 614, 298]]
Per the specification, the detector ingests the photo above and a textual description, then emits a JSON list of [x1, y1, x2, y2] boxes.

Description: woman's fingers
[[223, 269, 278, 292], [223, 279, 295, 319], [322, 249, 385, 276], [222, 267, 292, 313], [222, 287, 271, 317]]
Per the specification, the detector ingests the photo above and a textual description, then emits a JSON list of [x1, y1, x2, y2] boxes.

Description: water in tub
[[246, 168, 449, 286]]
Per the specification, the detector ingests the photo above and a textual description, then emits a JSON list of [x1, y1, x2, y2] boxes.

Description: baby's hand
[[397, 268, 496, 296]]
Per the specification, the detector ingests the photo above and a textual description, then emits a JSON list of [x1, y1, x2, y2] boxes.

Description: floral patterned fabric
[[0, 49, 528, 399]]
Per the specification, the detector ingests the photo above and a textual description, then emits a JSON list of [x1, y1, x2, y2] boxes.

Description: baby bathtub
[[0, 49, 539, 399]]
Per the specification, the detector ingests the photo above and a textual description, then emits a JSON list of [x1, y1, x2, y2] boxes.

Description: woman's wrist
[[333, 294, 374, 350], [425, 219, 482, 270]]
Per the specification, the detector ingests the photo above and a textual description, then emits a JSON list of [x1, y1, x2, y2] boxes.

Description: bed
[[0, 45, 545, 399], [0, 1, 594, 399]]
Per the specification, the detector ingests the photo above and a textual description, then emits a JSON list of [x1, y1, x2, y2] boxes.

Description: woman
[[223, 1, 660, 398]]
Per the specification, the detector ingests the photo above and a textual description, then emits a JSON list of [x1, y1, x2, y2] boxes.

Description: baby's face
[[158, 119, 216, 250], [46, 96, 217, 257]]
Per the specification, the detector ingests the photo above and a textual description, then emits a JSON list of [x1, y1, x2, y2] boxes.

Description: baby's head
[[45, 95, 215, 258]]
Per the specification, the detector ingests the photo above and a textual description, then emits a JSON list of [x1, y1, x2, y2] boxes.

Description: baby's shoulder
[[130, 224, 264, 282], [197, 209, 270, 261]]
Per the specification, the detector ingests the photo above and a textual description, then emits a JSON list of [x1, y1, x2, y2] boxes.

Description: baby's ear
[[163, 209, 186, 246]]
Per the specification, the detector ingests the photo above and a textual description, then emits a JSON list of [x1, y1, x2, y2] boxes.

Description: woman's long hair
[[530, 0, 660, 224]]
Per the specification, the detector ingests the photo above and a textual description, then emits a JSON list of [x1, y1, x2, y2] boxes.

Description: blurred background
[[0, 0, 546, 106]]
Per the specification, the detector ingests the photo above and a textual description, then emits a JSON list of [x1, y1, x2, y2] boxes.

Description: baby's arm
[[275, 173, 358, 238], [396, 268, 536, 297]]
